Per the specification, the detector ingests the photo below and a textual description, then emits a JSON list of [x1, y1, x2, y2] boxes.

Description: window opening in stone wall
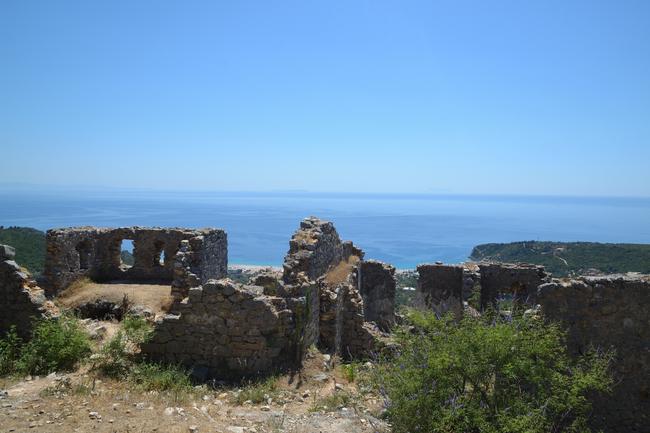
[[154, 241, 165, 267], [120, 239, 135, 268], [76, 239, 93, 270]]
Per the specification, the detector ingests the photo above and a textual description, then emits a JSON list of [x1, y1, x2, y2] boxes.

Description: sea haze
[[1, 185, 649, 269]]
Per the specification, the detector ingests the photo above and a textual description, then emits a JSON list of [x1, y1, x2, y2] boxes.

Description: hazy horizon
[[2, 1, 649, 197]]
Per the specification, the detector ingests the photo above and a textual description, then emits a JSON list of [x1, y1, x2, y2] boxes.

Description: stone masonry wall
[[358, 260, 396, 330], [43, 226, 227, 296], [171, 230, 228, 303], [277, 217, 363, 351], [0, 245, 48, 338], [537, 275, 650, 433], [416, 263, 465, 321], [141, 279, 293, 373], [478, 262, 550, 309]]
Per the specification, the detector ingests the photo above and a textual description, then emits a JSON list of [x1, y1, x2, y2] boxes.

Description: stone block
[[0, 245, 16, 259]]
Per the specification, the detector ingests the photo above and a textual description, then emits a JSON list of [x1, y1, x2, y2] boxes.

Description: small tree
[[367, 306, 613, 432]]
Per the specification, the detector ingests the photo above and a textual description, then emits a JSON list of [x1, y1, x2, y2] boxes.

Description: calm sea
[[1, 186, 649, 269]]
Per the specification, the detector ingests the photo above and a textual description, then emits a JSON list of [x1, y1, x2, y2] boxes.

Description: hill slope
[[469, 241, 650, 278], [0, 226, 47, 275]]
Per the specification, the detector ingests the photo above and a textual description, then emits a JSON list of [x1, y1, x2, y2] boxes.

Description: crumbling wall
[[537, 275, 650, 433], [358, 260, 396, 329], [478, 262, 550, 309], [141, 279, 293, 373], [416, 263, 465, 320], [171, 231, 228, 302], [0, 245, 48, 338], [43, 226, 227, 296], [277, 217, 363, 351], [340, 282, 386, 359]]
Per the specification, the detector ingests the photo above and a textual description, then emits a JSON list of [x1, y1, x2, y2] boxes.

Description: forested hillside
[[470, 241, 650, 278], [0, 226, 46, 275]]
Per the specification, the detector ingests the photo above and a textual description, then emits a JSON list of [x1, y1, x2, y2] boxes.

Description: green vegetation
[[366, 305, 614, 433], [395, 271, 417, 313], [231, 375, 280, 405], [0, 226, 46, 275], [228, 272, 252, 285], [470, 241, 650, 278], [0, 313, 91, 376], [120, 249, 134, 266]]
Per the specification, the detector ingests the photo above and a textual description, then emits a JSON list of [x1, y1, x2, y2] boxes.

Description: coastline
[[227, 264, 417, 274]]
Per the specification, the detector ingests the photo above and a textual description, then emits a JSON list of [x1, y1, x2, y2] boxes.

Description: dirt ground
[[0, 348, 387, 433], [0, 282, 388, 432], [55, 280, 175, 317]]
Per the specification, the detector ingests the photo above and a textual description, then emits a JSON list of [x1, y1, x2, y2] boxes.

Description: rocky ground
[[0, 331, 387, 433]]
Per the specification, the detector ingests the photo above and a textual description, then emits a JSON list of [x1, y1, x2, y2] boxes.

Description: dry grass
[[324, 255, 360, 287], [55, 280, 174, 316]]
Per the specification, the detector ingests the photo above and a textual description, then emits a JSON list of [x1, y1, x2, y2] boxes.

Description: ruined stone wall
[[478, 262, 550, 309], [416, 263, 465, 321], [537, 275, 650, 433], [277, 217, 363, 351], [340, 282, 385, 359], [171, 230, 228, 302], [141, 279, 293, 373], [358, 260, 396, 330], [0, 245, 48, 338], [43, 226, 227, 296]]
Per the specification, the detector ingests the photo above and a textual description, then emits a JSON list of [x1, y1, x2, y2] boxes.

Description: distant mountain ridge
[[470, 241, 650, 278]]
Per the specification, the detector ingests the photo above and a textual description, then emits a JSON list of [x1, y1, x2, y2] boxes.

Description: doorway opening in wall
[[76, 239, 93, 270], [120, 239, 135, 268], [154, 241, 165, 267]]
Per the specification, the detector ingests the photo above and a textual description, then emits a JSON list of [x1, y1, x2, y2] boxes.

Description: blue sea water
[[1, 186, 649, 269]]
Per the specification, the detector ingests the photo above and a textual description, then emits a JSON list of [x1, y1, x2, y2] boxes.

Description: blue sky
[[1, 1, 649, 196]]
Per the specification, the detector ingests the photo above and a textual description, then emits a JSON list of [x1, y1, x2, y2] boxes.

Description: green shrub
[[340, 363, 358, 382], [0, 326, 21, 375], [367, 307, 613, 433], [18, 314, 91, 375], [91, 314, 154, 377], [130, 362, 195, 402], [232, 375, 280, 405]]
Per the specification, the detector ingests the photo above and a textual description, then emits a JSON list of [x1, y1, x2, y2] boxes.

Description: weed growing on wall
[[367, 307, 614, 433]]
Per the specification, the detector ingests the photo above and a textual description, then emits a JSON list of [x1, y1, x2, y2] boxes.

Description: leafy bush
[[367, 307, 613, 433], [91, 314, 154, 377], [17, 314, 91, 375], [0, 327, 21, 375]]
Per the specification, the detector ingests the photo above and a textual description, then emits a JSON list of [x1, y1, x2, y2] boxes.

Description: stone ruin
[[415, 261, 550, 317], [1, 218, 648, 432], [42, 226, 227, 297], [140, 217, 394, 374], [0, 245, 49, 338]]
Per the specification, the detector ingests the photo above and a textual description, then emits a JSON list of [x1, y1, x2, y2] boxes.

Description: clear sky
[[1, 1, 649, 196]]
